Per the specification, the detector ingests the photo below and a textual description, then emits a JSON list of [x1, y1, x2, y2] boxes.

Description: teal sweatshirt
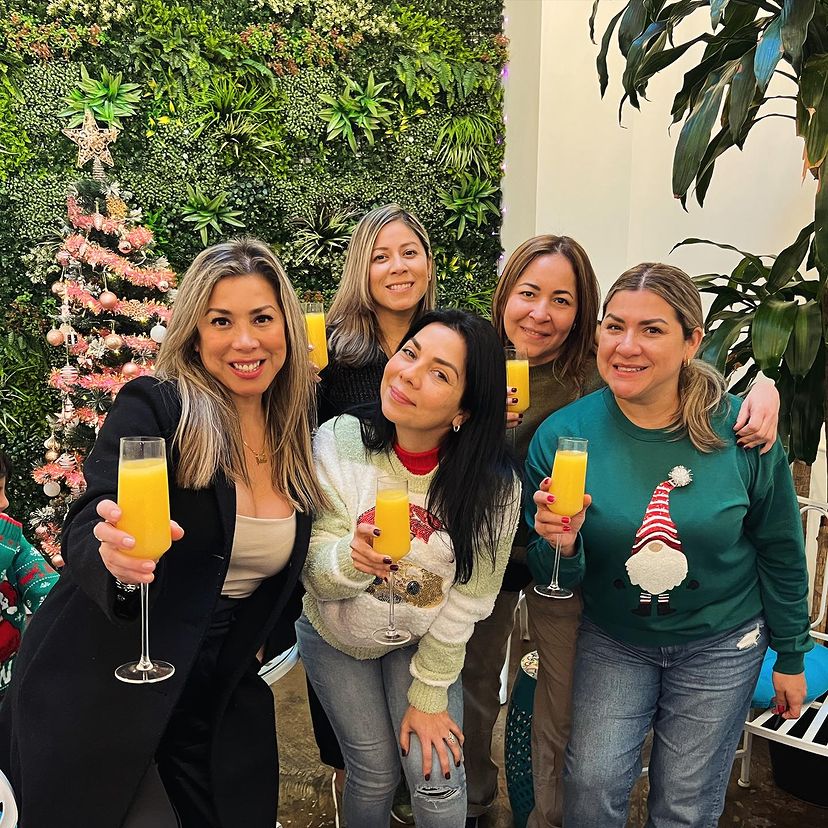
[[0, 513, 59, 692], [525, 388, 813, 675]]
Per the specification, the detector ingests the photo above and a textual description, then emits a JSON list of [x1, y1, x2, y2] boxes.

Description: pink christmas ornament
[[121, 361, 139, 377], [46, 329, 65, 346], [99, 290, 118, 310], [104, 333, 124, 350]]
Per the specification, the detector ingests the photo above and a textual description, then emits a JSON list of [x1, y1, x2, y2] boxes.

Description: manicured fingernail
[[455, 759, 461, 767], [390, 564, 399, 571], [401, 748, 407, 756], [541, 478, 549, 486], [383, 556, 392, 564], [424, 773, 430, 781], [561, 516, 571, 524], [444, 772, 451, 779], [510, 397, 518, 404], [563, 526, 571, 532], [510, 387, 517, 393], [373, 528, 382, 537], [547, 495, 555, 503]]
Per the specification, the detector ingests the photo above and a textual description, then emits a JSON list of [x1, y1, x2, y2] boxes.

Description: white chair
[[0, 768, 18, 827], [258, 642, 300, 686], [735, 496, 828, 787]]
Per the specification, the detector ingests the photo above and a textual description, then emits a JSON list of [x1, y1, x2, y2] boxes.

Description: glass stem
[[549, 534, 563, 591], [136, 582, 154, 672], [387, 568, 397, 635]]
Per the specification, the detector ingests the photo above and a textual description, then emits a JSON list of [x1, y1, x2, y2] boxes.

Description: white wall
[[504, 0, 816, 289]]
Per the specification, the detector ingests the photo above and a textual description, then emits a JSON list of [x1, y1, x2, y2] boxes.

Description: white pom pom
[[669, 465, 693, 487]]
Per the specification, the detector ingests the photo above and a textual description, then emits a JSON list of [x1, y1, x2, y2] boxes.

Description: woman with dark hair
[[0, 238, 327, 827], [296, 309, 521, 827], [526, 263, 809, 827]]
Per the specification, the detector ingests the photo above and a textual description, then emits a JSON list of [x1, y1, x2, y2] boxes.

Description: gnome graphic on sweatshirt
[[625, 465, 692, 616]]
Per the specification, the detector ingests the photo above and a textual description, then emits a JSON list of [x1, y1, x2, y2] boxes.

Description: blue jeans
[[296, 615, 467, 827], [563, 616, 767, 828]]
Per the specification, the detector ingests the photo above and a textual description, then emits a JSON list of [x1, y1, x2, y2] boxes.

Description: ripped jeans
[[563, 615, 768, 828], [296, 614, 467, 827]]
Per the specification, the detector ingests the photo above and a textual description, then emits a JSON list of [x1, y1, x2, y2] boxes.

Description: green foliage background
[[0, 0, 506, 511]]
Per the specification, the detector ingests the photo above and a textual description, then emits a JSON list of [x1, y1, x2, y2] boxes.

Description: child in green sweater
[[526, 263, 810, 828], [0, 450, 58, 695]]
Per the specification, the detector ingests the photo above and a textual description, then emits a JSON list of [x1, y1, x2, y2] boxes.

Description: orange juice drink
[[117, 457, 172, 560], [373, 489, 410, 562], [305, 311, 329, 371], [506, 358, 530, 414], [548, 450, 588, 517]]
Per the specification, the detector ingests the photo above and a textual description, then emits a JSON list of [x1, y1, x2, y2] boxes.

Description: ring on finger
[[446, 732, 457, 744]]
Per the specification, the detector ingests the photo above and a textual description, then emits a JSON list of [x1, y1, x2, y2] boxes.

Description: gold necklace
[[242, 439, 271, 465]]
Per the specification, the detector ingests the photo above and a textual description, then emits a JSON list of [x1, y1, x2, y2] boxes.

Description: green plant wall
[[0, 0, 506, 511]]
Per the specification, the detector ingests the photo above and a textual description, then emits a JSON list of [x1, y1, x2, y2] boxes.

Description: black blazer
[[0, 377, 310, 828]]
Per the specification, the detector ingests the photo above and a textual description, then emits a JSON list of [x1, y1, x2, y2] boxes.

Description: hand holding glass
[[115, 436, 174, 683], [302, 301, 329, 372], [505, 347, 530, 415], [534, 437, 588, 600], [372, 476, 412, 645]]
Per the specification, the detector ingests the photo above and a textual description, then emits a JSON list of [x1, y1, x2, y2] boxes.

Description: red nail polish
[[541, 477, 550, 486], [424, 773, 430, 781], [563, 526, 571, 532], [390, 564, 399, 571], [547, 495, 555, 503], [776, 704, 786, 715], [383, 556, 392, 564], [561, 516, 571, 524], [444, 772, 451, 780], [373, 528, 382, 537], [401, 748, 407, 757]]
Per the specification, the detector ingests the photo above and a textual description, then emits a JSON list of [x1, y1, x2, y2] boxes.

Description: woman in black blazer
[[0, 238, 327, 828]]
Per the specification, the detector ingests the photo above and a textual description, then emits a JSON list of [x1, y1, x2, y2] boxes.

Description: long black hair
[[359, 309, 517, 584]]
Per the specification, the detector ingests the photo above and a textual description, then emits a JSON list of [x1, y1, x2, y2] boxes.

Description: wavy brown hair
[[491, 235, 601, 392], [603, 262, 727, 452], [327, 204, 436, 367]]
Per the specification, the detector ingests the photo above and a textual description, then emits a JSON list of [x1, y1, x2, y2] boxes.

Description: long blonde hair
[[154, 237, 328, 513], [603, 262, 727, 453], [491, 235, 601, 392], [327, 204, 436, 367]]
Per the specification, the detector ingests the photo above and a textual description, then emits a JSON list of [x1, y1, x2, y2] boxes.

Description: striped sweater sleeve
[[302, 420, 375, 600], [407, 477, 522, 713]]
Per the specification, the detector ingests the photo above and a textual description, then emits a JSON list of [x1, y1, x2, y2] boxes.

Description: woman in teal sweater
[[525, 263, 811, 828]]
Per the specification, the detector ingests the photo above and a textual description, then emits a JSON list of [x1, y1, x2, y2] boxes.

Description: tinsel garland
[[62, 233, 176, 289], [49, 364, 154, 395], [64, 280, 172, 320]]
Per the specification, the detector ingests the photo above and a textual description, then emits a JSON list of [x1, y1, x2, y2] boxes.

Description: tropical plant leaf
[[698, 315, 749, 373], [766, 222, 815, 292], [787, 349, 825, 463], [597, 8, 626, 97], [672, 237, 767, 275], [781, 0, 816, 72], [751, 297, 798, 370], [710, 0, 731, 28], [753, 13, 784, 93], [618, 0, 649, 58], [673, 63, 739, 198], [785, 299, 823, 377], [728, 47, 757, 140], [798, 54, 828, 169]]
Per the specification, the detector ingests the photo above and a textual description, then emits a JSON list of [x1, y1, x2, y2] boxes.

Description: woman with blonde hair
[[0, 238, 325, 828], [317, 203, 435, 423], [526, 262, 810, 827]]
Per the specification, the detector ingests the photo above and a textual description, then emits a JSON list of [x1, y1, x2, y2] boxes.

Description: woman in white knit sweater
[[297, 309, 521, 828]]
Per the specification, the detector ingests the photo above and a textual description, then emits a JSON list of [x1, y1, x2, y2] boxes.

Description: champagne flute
[[114, 437, 175, 683], [301, 301, 329, 372], [535, 437, 588, 600], [505, 347, 530, 446], [372, 476, 412, 645]]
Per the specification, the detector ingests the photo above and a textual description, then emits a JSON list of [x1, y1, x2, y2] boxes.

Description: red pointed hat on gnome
[[630, 465, 692, 555]]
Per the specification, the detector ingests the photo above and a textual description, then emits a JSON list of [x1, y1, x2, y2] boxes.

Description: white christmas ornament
[[43, 481, 61, 497], [150, 324, 167, 343]]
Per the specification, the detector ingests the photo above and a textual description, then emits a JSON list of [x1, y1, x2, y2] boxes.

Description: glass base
[[534, 584, 573, 600], [372, 627, 412, 646], [115, 659, 175, 684]]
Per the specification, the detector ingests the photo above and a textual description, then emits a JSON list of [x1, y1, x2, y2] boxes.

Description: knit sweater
[[525, 389, 813, 674], [302, 415, 522, 713], [316, 345, 387, 425], [0, 514, 58, 692]]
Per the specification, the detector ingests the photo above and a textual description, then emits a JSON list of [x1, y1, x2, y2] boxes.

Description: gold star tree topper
[[63, 109, 119, 180]]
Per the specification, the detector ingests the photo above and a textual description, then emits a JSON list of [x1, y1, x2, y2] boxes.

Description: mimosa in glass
[[301, 301, 329, 372], [505, 347, 530, 415], [372, 476, 412, 645], [115, 437, 175, 683], [535, 437, 588, 599]]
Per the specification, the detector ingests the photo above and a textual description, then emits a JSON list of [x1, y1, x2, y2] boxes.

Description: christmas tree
[[26, 111, 176, 561]]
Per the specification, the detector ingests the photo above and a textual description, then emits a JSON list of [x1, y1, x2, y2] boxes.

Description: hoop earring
[[452, 423, 461, 433]]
